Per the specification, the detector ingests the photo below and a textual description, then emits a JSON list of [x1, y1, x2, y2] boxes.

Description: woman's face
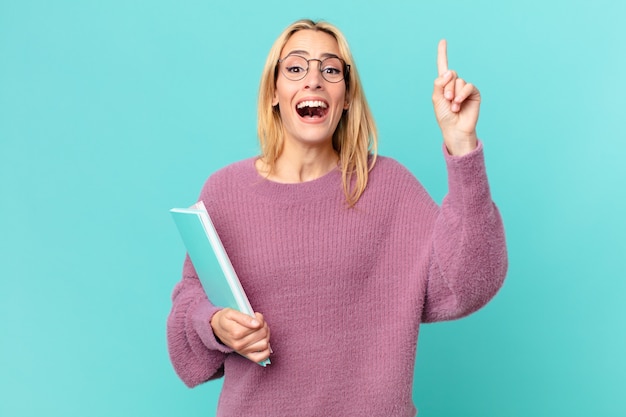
[[273, 30, 349, 150]]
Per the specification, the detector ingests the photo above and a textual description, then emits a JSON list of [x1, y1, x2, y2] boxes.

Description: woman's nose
[[304, 60, 323, 88]]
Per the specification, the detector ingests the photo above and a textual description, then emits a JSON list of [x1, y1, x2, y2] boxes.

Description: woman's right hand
[[210, 308, 272, 364]]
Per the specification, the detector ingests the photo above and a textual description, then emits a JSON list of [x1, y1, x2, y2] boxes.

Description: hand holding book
[[211, 309, 272, 365]]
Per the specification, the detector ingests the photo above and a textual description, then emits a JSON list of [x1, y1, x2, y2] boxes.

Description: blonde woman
[[167, 19, 507, 416]]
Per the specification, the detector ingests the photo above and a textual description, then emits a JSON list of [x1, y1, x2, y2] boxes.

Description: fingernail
[[251, 319, 260, 326], [445, 91, 453, 100]]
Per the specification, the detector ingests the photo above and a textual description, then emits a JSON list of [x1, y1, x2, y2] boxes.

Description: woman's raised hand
[[432, 39, 480, 156]]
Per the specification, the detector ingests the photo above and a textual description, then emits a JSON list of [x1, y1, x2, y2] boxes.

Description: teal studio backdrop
[[1, 0, 624, 416]]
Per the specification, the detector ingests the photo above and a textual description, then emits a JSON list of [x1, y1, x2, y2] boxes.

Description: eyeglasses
[[277, 54, 350, 83]]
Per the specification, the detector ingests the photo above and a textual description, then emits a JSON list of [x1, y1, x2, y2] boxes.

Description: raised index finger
[[437, 39, 448, 76]]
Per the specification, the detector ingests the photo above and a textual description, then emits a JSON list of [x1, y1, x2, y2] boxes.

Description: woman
[[167, 19, 507, 416]]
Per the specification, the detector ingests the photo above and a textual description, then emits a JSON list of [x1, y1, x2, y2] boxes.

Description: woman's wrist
[[443, 132, 478, 156]]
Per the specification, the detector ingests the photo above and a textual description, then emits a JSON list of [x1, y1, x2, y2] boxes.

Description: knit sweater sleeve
[[421, 141, 508, 322]]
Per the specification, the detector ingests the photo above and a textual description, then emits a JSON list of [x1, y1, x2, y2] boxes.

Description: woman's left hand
[[432, 39, 480, 156]]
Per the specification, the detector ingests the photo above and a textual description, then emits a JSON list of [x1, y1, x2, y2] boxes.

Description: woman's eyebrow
[[285, 49, 309, 56], [284, 50, 340, 59]]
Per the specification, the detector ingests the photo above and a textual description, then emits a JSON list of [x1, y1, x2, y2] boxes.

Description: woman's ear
[[272, 91, 279, 107]]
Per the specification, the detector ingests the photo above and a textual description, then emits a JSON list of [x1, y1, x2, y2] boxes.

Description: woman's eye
[[287, 66, 304, 73], [323, 67, 341, 75]]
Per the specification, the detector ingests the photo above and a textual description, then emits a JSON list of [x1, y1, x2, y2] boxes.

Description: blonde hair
[[257, 19, 378, 207]]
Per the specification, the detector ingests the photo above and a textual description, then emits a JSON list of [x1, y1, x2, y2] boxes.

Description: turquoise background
[[1, 0, 624, 416]]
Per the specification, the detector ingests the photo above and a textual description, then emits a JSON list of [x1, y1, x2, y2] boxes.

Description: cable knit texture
[[167, 142, 507, 417]]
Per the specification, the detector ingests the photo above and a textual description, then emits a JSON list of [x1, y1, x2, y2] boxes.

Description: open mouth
[[296, 100, 329, 119]]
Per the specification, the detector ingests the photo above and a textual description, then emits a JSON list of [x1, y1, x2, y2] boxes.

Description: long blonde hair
[[257, 19, 378, 207]]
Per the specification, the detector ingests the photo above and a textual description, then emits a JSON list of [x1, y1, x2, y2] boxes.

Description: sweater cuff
[[442, 139, 483, 163], [191, 299, 234, 354], [442, 140, 491, 207]]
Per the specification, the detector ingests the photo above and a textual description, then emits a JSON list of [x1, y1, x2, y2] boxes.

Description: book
[[170, 201, 270, 367]]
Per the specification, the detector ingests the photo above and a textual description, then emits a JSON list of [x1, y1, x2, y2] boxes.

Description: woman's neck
[[257, 142, 339, 184]]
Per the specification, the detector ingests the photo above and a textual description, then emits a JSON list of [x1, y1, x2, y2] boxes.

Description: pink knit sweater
[[167, 142, 507, 416]]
